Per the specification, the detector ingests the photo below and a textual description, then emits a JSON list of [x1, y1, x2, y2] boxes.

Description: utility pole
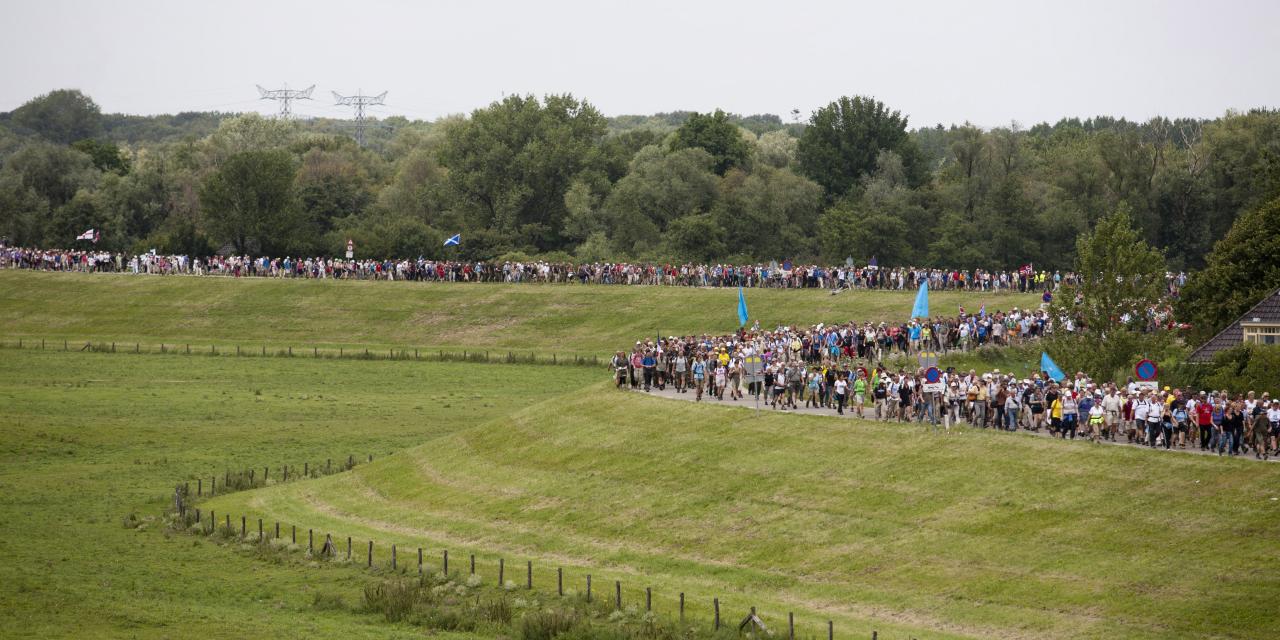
[[255, 84, 315, 119], [332, 89, 387, 147]]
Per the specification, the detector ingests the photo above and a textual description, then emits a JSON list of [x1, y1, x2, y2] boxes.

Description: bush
[[362, 579, 422, 622], [521, 609, 580, 640], [1203, 344, 1280, 395]]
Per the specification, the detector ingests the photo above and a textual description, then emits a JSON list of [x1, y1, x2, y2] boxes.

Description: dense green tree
[[1178, 196, 1280, 345], [1044, 204, 1173, 379], [602, 146, 718, 256], [797, 95, 924, 199], [438, 94, 606, 251], [71, 139, 130, 175], [714, 166, 823, 260], [199, 150, 301, 254], [670, 109, 752, 176], [9, 89, 103, 144]]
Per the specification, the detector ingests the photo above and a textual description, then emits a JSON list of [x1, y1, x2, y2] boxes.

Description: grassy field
[[7, 272, 1266, 639], [0, 348, 601, 639], [0, 271, 1040, 356], [204, 386, 1280, 640]]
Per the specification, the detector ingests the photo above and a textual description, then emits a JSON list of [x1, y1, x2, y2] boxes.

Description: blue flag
[[737, 286, 749, 327], [443, 234, 460, 247], [911, 281, 929, 319], [1040, 352, 1066, 382], [868, 256, 878, 267]]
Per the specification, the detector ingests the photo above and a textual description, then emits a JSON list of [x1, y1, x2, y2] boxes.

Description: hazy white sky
[[3, 0, 1278, 128]]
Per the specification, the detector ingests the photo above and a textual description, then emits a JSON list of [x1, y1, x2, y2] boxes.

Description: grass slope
[[0, 271, 1039, 355], [208, 387, 1280, 640], [0, 349, 600, 638]]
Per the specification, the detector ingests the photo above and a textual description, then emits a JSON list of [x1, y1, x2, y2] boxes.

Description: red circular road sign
[[1134, 359, 1158, 381]]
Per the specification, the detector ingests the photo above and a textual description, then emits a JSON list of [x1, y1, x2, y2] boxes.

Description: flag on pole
[[443, 234, 461, 247], [1040, 352, 1066, 382], [911, 281, 929, 319], [978, 304, 986, 317], [737, 286, 749, 327], [76, 229, 96, 242], [868, 256, 878, 268]]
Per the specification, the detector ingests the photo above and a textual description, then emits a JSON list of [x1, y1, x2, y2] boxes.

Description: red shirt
[[1196, 403, 1213, 426]]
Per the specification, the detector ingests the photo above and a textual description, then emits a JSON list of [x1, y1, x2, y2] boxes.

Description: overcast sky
[[4, 0, 1278, 128]]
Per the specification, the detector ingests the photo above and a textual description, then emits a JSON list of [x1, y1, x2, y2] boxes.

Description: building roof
[[1188, 287, 1280, 362]]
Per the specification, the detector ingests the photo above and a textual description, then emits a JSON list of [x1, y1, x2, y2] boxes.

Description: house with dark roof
[[1188, 287, 1280, 362]]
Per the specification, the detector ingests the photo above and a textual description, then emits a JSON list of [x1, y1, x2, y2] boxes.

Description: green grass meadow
[[3, 273, 1275, 639], [205, 387, 1280, 640], [0, 271, 1040, 355], [0, 348, 600, 639]]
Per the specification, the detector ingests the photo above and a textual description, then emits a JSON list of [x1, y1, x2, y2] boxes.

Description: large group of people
[[614, 323, 1276, 460], [1, 245, 1188, 296]]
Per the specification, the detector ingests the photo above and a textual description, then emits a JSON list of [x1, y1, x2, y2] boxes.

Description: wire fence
[[1, 336, 603, 368]]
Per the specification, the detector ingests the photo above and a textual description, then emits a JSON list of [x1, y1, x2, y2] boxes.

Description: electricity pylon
[[255, 84, 315, 119], [332, 89, 387, 146]]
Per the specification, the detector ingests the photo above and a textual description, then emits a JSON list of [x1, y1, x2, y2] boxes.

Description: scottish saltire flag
[[76, 229, 96, 241], [737, 286, 749, 327], [911, 281, 929, 319], [443, 234, 461, 247], [1040, 352, 1066, 382]]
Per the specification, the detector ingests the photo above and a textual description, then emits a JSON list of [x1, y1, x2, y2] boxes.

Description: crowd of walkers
[[1, 245, 1187, 296], [614, 323, 1276, 460]]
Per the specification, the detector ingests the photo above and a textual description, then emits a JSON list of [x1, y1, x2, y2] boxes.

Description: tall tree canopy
[[1045, 204, 1173, 379], [199, 149, 301, 255], [8, 89, 103, 145], [797, 95, 924, 199], [670, 109, 752, 176], [438, 94, 607, 252], [1178, 196, 1280, 345]]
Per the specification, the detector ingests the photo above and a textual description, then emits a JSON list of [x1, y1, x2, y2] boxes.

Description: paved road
[[628, 383, 1279, 463]]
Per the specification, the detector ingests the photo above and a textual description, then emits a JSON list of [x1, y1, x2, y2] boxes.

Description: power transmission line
[[255, 84, 315, 119], [332, 89, 387, 146]]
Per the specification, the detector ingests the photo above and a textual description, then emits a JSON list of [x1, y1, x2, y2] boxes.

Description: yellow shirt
[[1051, 399, 1063, 419]]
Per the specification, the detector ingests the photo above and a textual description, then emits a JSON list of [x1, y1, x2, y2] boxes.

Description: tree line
[[1, 89, 1277, 275]]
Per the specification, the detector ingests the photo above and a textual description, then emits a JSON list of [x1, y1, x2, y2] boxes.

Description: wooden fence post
[[367, 540, 373, 567], [615, 581, 621, 609], [470, 554, 475, 575], [418, 548, 423, 574], [527, 561, 532, 589], [240, 516, 245, 537], [392, 544, 397, 570], [347, 536, 351, 560], [789, 613, 794, 640], [292, 525, 296, 544], [258, 519, 262, 541], [586, 574, 592, 602], [275, 522, 280, 538], [714, 598, 720, 630], [827, 620, 833, 640], [499, 558, 504, 585], [197, 478, 202, 496], [646, 587, 651, 611], [443, 549, 449, 575], [309, 529, 314, 554], [680, 593, 685, 621]]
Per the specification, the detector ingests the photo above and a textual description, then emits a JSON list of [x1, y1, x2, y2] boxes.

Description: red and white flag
[[76, 229, 98, 243], [1019, 263, 1034, 276]]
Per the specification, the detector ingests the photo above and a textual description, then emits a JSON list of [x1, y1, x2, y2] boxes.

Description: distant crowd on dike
[[2, 246, 1189, 296], [613, 315, 1275, 461]]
